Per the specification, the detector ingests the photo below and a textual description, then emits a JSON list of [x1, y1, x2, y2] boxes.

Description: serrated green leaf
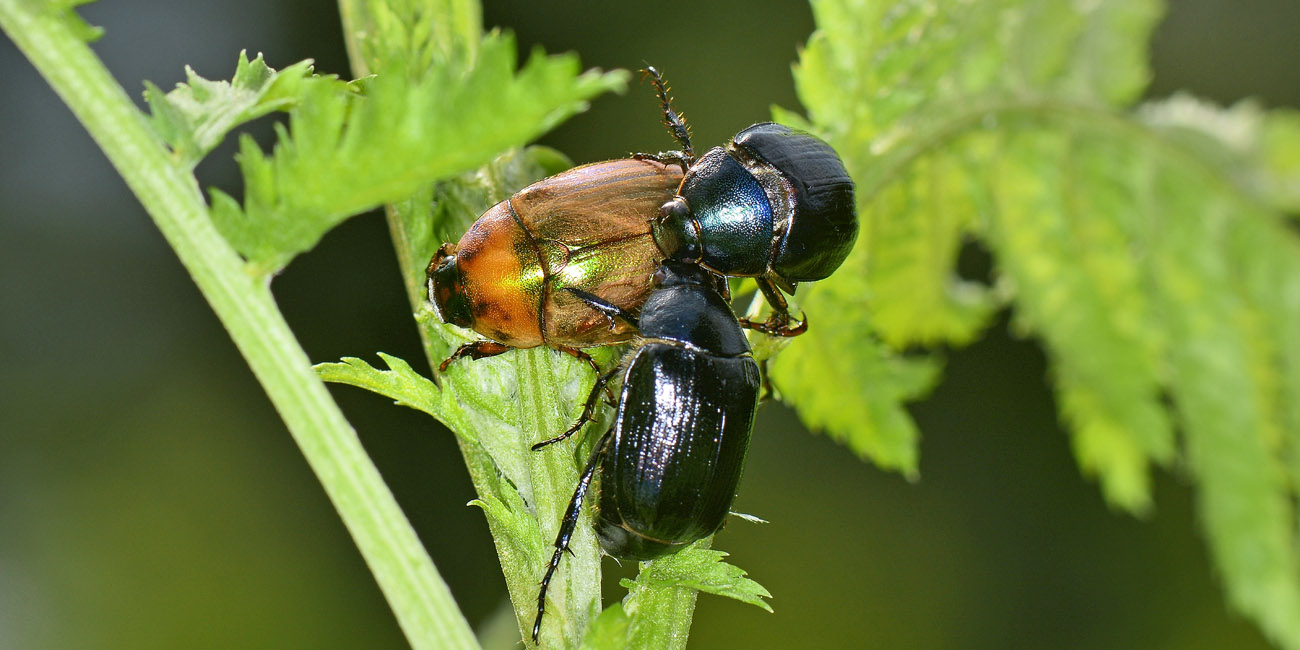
[[143, 51, 322, 169], [578, 604, 631, 650], [1139, 94, 1300, 212], [1263, 110, 1300, 211], [214, 32, 625, 274], [1224, 207, 1300, 497], [469, 490, 543, 572], [984, 130, 1174, 511], [1141, 165, 1300, 647], [769, 267, 942, 476], [627, 545, 772, 613], [796, 0, 1162, 148], [611, 540, 768, 650], [346, 0, 482, 75], [469, 481, 553, 644], [859, 149, 997, 347], [436, 337, 616, 649], [314, 353, 450, 428], [315, 348, 579, 647], [322, 332, 612, 649]]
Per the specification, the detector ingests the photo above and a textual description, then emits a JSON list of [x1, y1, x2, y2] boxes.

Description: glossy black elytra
[[530, 260, 761, 643]]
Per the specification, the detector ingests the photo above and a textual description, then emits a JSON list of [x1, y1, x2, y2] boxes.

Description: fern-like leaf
[[143, 51, 323, 170], [785, 0, 1300, 645], [625, 544, 772, 613], [314, 354, 448, 428], [576, 540, 770, 650], [208, 32, 626, 274], [768, 288, 941, 476]]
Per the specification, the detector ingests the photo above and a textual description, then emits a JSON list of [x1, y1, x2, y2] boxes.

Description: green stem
[[332, 2, 573, 644], [0, 4, 477, 649]]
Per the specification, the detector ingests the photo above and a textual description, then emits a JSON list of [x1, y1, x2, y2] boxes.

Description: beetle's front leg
[[564, 287, 637, 330], [633, 150, 693, 173], [437, 340, 512, 372]]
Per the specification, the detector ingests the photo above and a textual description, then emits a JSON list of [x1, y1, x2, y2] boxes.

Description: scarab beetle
[[530, 259, 761, 643], [427, 158, 683, 373], [429, 66, 856, 374], [638, 67, 858, 336]]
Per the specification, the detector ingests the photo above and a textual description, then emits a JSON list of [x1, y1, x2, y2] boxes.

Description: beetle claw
[[739, 310, 808, 337]]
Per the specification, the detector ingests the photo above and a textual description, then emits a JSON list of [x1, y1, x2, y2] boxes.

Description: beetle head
[[426, 243, 474, 328], [651, 196, 702, 263]]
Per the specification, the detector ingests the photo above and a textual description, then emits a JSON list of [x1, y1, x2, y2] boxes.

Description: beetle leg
[[738, 277, 809, 337], [632, 150, 693, 173], [756, 275, 790, 314], [555, 345, 617, 404], [532, 365, 621, 451], [707, 270, 732, 302], [564, 287, 637, 330], [757, 358, 776, 403], [437, 340, 512, 372], [640, 65, 694, 164], [534, 429, 614, 644]]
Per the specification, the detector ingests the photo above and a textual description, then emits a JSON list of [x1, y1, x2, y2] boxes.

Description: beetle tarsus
[[438, 340, 511, 372], [739, 311, 808, 338], [531, 420, 586, 452], [739, 277, 808, 337]]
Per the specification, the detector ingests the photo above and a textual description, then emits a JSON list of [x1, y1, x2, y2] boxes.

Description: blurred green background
[[2, 1, 1298, 648]]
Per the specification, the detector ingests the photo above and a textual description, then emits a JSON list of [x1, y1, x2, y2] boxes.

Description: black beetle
[[639, 67, 858, 336], [530, 259, 761, 643]]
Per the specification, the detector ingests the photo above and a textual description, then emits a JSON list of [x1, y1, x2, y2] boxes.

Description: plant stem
[[0, 4, 478, 649]]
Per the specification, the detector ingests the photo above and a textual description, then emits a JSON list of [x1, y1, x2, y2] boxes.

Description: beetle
[[430, 69, 855, 375], [638, 67, 859, 336], [530, 259, 761, 643], [427, 157, 683, 373]]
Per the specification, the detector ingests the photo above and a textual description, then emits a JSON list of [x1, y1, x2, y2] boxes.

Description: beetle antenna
[[641, 65, 694, 161]]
